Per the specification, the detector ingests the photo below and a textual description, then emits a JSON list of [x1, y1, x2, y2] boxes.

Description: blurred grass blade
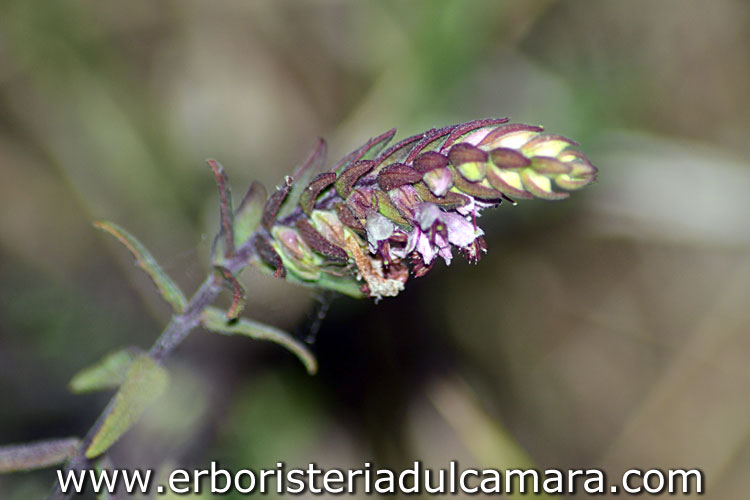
[[201, 307, 317, 375], [0, 438, 80, 473], [234, 180, 267, 247], [429, 377, 555, 499], [94, 221, 187, 312], [86, 355, 169, 459], [430, 377, 533, 468], [68, 347, 142, 394]]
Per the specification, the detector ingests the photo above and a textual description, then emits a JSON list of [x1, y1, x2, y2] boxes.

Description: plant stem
[[150, 274, 223, 361], [47, 266, 232, 500]]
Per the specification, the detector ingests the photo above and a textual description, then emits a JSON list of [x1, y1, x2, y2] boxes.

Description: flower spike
[[244, 119, 597, 300]]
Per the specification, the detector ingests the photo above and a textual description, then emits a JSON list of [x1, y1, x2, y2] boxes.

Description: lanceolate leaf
[[0, 438, 80, 472], [214, 266, 247, 320], [201, 307, 317, 375], [440, 118, 509, 151], [299, 172, 336, 215], [206, 159, 235, 258], [262, 177, 293, 230], [85, 355, 169, 459], [334, 160, 375, 198], [254, 235, 286, 278], [69, 347, 142, 394], [377, 163, 422, 191], [295, 219, 348, 263], [94, 221, 187, 312], [333, 128, 396, 174]]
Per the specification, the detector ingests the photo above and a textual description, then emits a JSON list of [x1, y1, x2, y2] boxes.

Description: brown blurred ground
[[0, 1, 748, 498]]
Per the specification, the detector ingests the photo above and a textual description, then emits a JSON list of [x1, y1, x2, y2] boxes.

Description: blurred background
[[1, 0, 748, 498]]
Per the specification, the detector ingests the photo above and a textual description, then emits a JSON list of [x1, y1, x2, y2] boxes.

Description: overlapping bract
[[234, 119, 597, 300]]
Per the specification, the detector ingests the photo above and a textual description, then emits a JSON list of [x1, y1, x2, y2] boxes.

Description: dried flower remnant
[[242, 119, 597, 300]]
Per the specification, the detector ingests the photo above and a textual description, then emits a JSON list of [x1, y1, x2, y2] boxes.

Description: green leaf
[[0, 438, 80, 473], [94, 221, 187, 313], [85, 355, 169, 459], [69, 347, 142, 394], [201, 307, 317, 375], [234, 180, 267, 247]]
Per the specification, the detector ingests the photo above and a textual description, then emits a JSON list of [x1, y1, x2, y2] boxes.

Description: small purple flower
[[366, 212, 395, 253], [409, 203, 484, 265]]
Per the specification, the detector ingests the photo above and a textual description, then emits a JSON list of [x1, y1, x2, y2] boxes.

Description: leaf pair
[[85, 217, 318, 461], [208, 159, 269, 262], [70, 313, 315, 459]]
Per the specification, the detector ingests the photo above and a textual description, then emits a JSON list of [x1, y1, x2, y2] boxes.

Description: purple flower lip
[[408, 203, 484, 265]]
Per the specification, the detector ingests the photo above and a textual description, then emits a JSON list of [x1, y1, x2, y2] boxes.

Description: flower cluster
[[239, 119, 597, 300]]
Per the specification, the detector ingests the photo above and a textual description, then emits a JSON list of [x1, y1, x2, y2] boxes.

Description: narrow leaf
[[440, 118, 509, 151], [201, 307, 317, 375], [295, 219, 349, 263], [299, 172, 336, 215], [373, 132, 425, 167], [376, 163, 422, 191], [334, 160, 375, 198], [215, 266, 246, 320], [234, 181, 267, 247], [206, 159, 235, 258], [85, 355, 169, 459], [478, 123, 543, 148], [404, 126, 455, 163], [262, 176, 293, 230], [69, 347, 142, 394], [0, 438, 80, 472], [94, 221, 187, 312], [333, 128, 396, 173], [254, 235, 286, 278]]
